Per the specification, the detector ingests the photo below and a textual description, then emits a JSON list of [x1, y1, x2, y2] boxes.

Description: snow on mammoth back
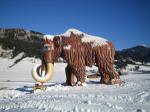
[[61, 28, 108, 48], [43, 28, 108, 47], [43, 35, 54, 40]]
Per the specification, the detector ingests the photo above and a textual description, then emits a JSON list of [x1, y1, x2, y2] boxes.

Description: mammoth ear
[[53, 36, 62, 47]]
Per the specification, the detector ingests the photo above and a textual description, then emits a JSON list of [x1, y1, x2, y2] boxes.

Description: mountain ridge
[[0, 28, 43, 58], [0, 28, 150, 64], [115, 44, 150, 65]]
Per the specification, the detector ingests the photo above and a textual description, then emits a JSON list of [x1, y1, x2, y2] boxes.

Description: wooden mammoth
[[32, 29, 122, 86]]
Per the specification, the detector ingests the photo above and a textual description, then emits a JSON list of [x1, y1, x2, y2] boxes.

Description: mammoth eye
[[43, 44, 49, 51], [45, 46, 48, 49], [44, 44, 49, 48], [43, 44, 54, 51]]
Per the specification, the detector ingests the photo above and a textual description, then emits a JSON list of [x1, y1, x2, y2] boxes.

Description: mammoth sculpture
[[32, 28, 122, 86]]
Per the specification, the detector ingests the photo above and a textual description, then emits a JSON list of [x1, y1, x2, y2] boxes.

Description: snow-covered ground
[[0, 56, 150, 112]]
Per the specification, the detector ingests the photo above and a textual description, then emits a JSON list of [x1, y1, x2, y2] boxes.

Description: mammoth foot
[[76, 81, 87, 86], [65, 81, 87, 86], [100, 78, 123, 85], [65, 80, 76, 86], [111, 78, 123, 85]]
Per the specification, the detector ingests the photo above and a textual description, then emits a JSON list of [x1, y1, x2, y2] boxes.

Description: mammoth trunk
[[31, 63, 54, 83]]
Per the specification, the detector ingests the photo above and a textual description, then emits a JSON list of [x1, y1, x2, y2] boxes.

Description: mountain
[[0, 28, 150, 66], [115, 45, 150, 65], [0, 28, 43, 58]]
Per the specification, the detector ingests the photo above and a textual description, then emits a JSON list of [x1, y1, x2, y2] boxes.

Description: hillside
[[115, 45, 150, 64], [0, 28, 43, 58], [0, 28, 150, 67]]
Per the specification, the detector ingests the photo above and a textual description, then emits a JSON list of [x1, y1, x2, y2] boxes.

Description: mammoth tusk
[[31, 63, 54, 83]]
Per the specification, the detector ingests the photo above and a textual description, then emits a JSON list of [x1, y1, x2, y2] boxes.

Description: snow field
[[0, 56, 150, 112]]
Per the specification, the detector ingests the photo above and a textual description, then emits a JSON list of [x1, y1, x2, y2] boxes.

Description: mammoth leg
[[98, 58, 121, 84], [99, 63, 121, 84], [110, 69, 122, 84], [71, 67, 86, 86], [98, 67, 110, 84], [96, 44, 121, 84], [65, 65, 75, 86], [78, 68, 86, 84], [98, 63, 119, 84]]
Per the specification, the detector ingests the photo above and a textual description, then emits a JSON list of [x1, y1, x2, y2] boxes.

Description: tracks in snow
[[0, 80, 150, 112]]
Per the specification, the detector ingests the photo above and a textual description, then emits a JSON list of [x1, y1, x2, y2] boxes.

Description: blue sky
[[0, 0, 150, 50]]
